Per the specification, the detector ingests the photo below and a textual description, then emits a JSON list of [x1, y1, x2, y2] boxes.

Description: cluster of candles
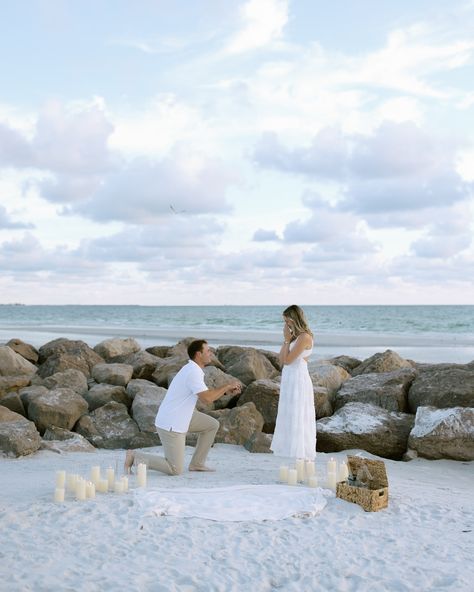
[[278, 457, 349, 491], [53, 462, 148, 502]]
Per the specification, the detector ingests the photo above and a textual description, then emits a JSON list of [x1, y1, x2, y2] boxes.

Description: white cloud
[[225, 0, 289, 54]]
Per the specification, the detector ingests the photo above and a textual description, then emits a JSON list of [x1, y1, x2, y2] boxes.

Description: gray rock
[[42, 426, 96, 453], [0, 345, 37, 377], [145, 345, 173, 358], [74, 401, 140, 449], [109, 350, 161, 380], [84, 384, 132, 411], [209, 402, 264, 445], [408, 364, 474, 412], [0, 375, 32, 397], [203, 366, 244, 409], [0, 391, 26, 416], [316, 402, 414, 460], [335, 368, 417, 412], [308, 362, 351, 392], [352, 349, 413, 376], [151, 356, 188, 388], [41, 369, 89, 396], [27, 387, 88, 435], [244, 431, 273, 453], [0, 406, 42, 456], [18, 385, 49, 414], [93, 337, 141, 362], [6, 339, 39, 364], [218, 346, 279, 385], [130, 382, 167, 432], [37, 339, 104, 378], [314, 386, 333, 419], [91, 363, 134, 387], [327, 355, 362, 374], [237, 379, 280, 433], [408, 406, 474, 460], [257, 349, 282, 372]]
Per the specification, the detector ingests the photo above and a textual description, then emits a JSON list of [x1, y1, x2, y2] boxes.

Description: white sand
[[1, 445, 473, 592]]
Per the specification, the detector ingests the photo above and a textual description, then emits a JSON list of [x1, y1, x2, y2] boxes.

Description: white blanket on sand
[[135, 484, 329, 522]]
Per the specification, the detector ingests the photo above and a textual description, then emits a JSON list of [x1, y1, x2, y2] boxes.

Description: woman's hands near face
[[283, 321, 292, 341]]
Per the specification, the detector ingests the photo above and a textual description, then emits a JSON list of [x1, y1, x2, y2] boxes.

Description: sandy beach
[[1, 445, 473, 592]]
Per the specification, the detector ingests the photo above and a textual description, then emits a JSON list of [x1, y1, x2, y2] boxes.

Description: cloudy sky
[[1, 0, 473, 305]]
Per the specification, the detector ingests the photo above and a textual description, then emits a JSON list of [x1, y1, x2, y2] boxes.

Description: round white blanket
[[135, 484, 330, 522]]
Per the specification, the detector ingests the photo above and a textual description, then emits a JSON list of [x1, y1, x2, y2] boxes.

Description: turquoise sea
[[1, 304, 473, 363]]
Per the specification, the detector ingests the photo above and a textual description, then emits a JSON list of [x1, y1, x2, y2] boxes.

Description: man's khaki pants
[[134, 410, 219, 475]]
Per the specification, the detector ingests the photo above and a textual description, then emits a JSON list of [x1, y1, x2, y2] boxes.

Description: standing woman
[[270, 305, 316, 461]]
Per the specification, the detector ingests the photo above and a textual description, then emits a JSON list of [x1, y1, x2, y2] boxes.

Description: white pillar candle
[[106, 467, 115, 488], [137, 463, 147, 488], [121, 476, 129, 492], [279, 465, 289, 482], [97, 479, 108, 493], [305, 461, 315, 479], [295, 459, 305, 482], [338, 461, 349, 482], [75, 478, 86, 501], [114, 480, 124, 494], [55, 470, 66, 488], [327, 457, 337, 475], [308, 476, 318, 488], [287, 469, 298, 486], [66, 473, 78, 492], [327, 471, 337, 492], [90, 466, 101, 484], [54, 487, 65, 502], [86, 481, 96, 499]]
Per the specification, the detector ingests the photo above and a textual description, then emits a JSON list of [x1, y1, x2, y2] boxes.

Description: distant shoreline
[[1, 325, 473, 364]]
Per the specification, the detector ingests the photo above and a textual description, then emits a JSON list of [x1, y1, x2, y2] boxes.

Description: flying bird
[[170, 204, 186, 214]]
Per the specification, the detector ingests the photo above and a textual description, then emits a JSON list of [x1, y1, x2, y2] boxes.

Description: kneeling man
[[125, 339, 241, 475]]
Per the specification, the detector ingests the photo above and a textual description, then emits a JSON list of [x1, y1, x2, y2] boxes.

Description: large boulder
[[237, 379, 280, 433], [6, 339, 39, 364], [216, 346, 279, 385], [352, 349, 413, 376], [257, 349, 282, 372], [308, 362, 351, 392], [244, 431, 273, 453], [39, 369, 89, 396], [316, 402, 415, 460], [83, 384, 132, 411], [18, 385, 49, 414], [37, 339, 104, 378], [91, 363, 134, 387], [209, 402, 264, 445], [93, 337, 141, 362], [108, 350, 161, 380], [328, 355, 362, 374], [314, 386, 334, 419], [203, 366, 244, 409], [27, 388, 88, 435], [0, 375, 32, 397], [145, 345, 173, 358], [408, 406, 474, 460], [74, 401, 141, 449], [335, 368, 417, 413], [0, 345, 37, 377], [0, 406, 42, 456], [42, 426, 96, 453], [0, 391, 26, 416], [151, 356, 188, 388], [408, 364, 474, 412], [129, 381, 167, 432]]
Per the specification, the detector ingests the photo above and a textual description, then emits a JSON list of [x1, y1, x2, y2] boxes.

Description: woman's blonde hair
[[283, 304, 313, 339]]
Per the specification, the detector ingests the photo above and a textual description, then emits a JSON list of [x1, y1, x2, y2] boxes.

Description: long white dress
[[270, 340, 316, 460]]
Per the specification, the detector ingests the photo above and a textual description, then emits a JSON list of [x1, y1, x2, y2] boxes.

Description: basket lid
[[346, 455, 388, 488]]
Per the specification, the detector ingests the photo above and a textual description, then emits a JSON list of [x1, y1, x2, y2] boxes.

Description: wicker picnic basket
[[336, 455, 389, 512]]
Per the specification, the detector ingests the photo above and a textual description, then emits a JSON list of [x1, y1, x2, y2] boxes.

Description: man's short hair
[[187, 339, 208, 360]]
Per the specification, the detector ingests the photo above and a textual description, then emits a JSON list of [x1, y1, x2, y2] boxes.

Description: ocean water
[[1, 304, 473, 364]]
